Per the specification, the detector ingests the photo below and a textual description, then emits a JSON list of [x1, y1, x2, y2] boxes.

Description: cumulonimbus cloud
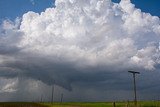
[[0, 0, 160, 91]]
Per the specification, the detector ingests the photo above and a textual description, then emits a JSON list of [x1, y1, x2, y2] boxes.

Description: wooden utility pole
[[60, 93, 63, 103], [41, 94, 43, 102], [51, 80, 55, 103], [128, 71, 140, 107]]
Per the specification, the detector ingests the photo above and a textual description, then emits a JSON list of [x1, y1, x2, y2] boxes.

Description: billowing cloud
[[0, 0, 160, 101]]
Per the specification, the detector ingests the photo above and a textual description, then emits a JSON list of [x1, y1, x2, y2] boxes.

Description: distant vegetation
[[0, 102, 47, 107], [0, 101, 160, 107], [43, 101, 160, 107]]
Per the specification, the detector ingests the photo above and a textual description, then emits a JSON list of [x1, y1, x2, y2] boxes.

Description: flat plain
[[0, 101, 160, 107]]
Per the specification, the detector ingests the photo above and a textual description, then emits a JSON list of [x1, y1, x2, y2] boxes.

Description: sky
[[0, 0, 160, 21], [0, 0, 54, 21], [0, 0, 160, 102]]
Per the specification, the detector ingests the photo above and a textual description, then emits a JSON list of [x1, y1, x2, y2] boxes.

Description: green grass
[[138, 101, 160, 107], [0, 101, 160, 107], [43, 101, 160, 107]]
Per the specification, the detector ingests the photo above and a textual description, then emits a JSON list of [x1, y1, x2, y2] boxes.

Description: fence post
[[113, 102, 116, 107], [127, 100, 129, 107]]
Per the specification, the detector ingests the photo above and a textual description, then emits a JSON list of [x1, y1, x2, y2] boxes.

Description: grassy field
[[43, 101, 160, 107], [0, 101, 160, 107]]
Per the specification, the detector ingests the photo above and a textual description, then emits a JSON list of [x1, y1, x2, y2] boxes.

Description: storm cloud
[[0, 0, 160, 101]]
